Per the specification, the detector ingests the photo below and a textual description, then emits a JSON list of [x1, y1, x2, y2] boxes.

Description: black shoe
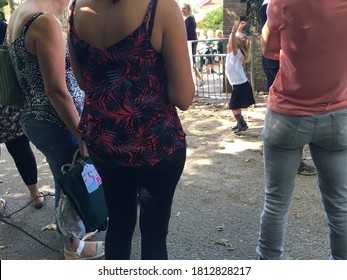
[[297, 161, 316, 175], [231, 124, 238, 131], [234, 122, 248, 134]]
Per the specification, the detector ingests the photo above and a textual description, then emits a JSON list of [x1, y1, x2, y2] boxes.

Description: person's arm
[[28, 14, 87, 155], [230, 25, 238, 56], [261, 21, 280, 60], [237, 21, 246, 34], [160, 0, 195, 111], [262, 0, 282, 60]]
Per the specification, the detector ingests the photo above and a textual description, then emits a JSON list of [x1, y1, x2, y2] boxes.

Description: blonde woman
[[215, 29, 224, 73], [7, 0, 104, 259], [0, 15, 43, 213], [181, 3, 205, 87]]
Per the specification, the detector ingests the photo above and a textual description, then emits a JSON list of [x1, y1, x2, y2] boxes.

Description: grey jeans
[[256, 108, 347, 260]]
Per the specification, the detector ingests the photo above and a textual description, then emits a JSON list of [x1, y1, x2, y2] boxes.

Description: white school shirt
[[225, 49, 248, 86]]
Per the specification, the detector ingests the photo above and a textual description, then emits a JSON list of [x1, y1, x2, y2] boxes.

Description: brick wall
[[223, 0, 248, 36]]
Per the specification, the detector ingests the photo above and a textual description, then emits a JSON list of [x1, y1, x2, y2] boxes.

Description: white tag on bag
[[82, 164, 102, 193]]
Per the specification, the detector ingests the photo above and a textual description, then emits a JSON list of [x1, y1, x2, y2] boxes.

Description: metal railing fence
[[187, 37, 255, 100]]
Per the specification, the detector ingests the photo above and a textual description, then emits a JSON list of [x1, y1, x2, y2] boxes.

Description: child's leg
[[232, 109, 248, 133]]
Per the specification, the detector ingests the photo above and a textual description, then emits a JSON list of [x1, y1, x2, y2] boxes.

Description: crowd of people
[[1, 0, 194, 260], [1, 0, 347, 260], [181, 3, 225, 88]]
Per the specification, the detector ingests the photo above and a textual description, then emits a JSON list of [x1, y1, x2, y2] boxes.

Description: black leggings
[[95, 148, 186, 260], [5, 134, 37, 186]]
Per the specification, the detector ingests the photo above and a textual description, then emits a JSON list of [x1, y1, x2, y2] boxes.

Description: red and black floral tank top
[[69, 0, 187, 167]]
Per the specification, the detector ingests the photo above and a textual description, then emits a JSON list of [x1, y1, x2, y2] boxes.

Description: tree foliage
[[197, 6, 223, 33], [1, 1, 22, 16], [247, 0, 263, 33], [0, 0, 8, 9], [195, 1, 263, 35]]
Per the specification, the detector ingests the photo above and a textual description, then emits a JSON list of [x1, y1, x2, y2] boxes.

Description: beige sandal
[[0, 198, 6, 217], [33, 192, 45, 209], [64, 240, 104, 260], [82, 230, 98, 241]]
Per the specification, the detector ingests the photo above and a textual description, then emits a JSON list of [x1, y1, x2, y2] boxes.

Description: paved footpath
[[0, 115, 330, 260]]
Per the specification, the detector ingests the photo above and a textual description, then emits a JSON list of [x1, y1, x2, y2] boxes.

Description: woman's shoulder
[[27, 13, 61, 32]]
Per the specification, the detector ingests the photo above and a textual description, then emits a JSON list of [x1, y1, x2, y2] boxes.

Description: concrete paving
[[0, 100, 330, 260]]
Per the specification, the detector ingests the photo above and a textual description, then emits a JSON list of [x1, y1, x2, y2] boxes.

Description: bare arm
[[261, 21, 280, 60], [230, 21, 247, 56], [159, 0, 195, 111], [230, 25, 238, 56], [28, 15, 86, 153]]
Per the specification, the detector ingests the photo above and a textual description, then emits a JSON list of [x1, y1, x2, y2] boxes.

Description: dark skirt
[[229, 81, 255, 110]]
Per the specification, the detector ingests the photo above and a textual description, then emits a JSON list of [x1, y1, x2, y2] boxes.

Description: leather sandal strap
[[76, 240, 85, 256]]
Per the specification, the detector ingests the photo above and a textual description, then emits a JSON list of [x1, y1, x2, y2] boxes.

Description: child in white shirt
[[225, 21, 255, 134]]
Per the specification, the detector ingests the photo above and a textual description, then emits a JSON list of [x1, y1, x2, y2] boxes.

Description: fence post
[[250, 35, 255, 97]]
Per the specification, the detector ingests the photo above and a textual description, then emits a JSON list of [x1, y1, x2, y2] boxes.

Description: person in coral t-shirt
[[257, 0, 347, 260]]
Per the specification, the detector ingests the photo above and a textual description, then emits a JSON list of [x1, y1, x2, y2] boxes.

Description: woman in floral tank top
[[68, 0, 195, 259]]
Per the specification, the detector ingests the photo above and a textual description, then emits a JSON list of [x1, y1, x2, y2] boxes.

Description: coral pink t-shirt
[[267, 0, 347, 115]]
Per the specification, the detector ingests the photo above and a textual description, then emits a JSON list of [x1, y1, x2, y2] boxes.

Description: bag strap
[[72, 148, 80, 165], [23, 12, 44, 36], [60, 149, 80, 174], [145, 0, 158, 38], [69, 0, 77, 26], [60, 149, 92, 174]]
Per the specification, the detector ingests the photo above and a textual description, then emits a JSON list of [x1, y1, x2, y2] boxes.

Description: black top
[[0, 20, 7, 44], [259, 3, 279, 69], [185, 15, 197, 41], [185, 15, 198, 55]]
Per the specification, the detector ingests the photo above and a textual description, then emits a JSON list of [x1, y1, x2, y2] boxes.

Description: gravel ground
[[0, 94, 330, 260]]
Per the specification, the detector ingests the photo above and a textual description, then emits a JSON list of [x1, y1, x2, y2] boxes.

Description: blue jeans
[[21, 120, 78, 208], [257, 108, 347, 260]]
